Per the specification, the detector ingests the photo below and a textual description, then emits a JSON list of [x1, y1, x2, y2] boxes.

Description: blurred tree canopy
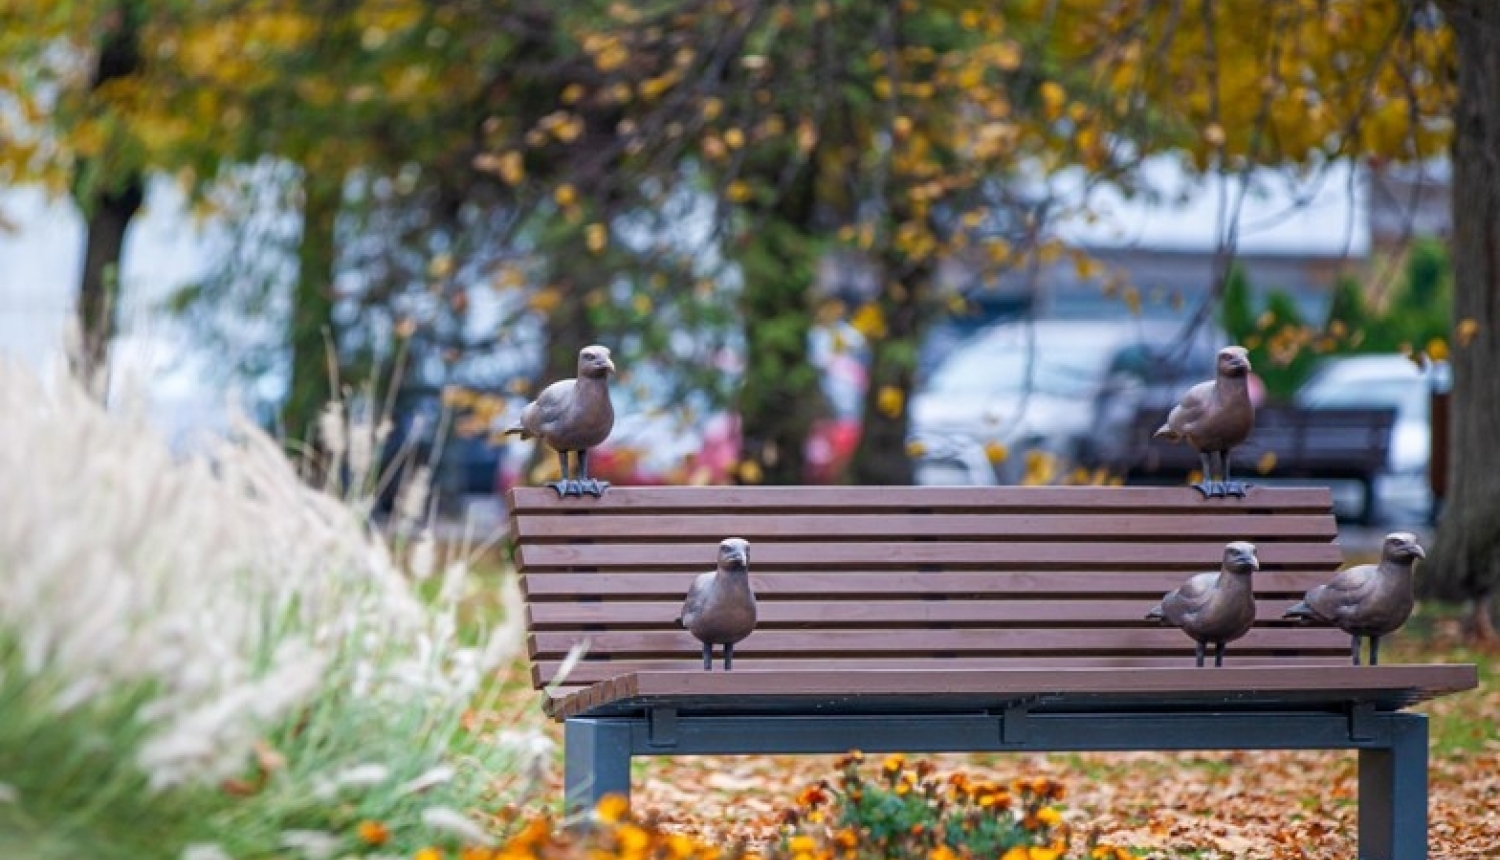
[[6, 0, 1499, 634]]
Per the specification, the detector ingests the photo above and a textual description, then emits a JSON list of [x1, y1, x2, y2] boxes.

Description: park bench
[[508, 484, 1477, 860], [1118, 404, 1400, 523]]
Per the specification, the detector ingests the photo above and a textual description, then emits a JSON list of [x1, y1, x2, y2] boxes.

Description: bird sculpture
[[677, 537, 756, 671], [1154, 345, 1255, 498], [1283, 531, 1424, 666], [503, 345, 616, 497], [1147, 541, 1260, 667]]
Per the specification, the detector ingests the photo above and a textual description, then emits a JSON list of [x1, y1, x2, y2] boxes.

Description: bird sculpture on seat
[[1283, 531, 1424, 666], [1154, 345, 1255, 498], [1147, 541, 1259, 667], [503, 345, 616, 497], [677, 538, 756, 671]]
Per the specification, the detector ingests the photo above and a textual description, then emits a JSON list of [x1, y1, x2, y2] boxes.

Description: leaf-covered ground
[[524, 620, 1499, 859]]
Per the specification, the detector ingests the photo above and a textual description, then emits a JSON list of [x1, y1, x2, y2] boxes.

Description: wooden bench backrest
[[509, 485, 1350, 690]]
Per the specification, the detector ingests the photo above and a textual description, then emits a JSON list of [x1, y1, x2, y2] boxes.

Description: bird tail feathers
[[1282, 601, 1313, 621]]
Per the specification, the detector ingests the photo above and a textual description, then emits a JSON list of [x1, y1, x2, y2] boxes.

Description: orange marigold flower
[[356, 820, 390, 846], [929, 846, 959, 860], [595, 794, 630, 824], [1036, 806, 1062, 827], [882, 754, 905, 774], [616, 823, 651, 853], [415, 849, 444, 860], [834, 829, 859, 849], [788, 835, 819, 854], [460, 849, 494, 860], [797, 784, 830, 808]]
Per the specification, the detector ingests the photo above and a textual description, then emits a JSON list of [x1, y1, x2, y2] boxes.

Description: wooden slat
[[520, 570, 1337, 598], [531, 654, 1356, 687], [512, 512, 1338, 541], [508, 484, 1336, 515], [527, 626, 1347, 659], [516, 540, 1343, 570], [526, 598, 1322, 628]]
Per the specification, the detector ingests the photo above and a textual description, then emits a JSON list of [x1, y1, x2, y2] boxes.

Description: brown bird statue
[[677, 538, 756, 671], [1147, 541, 1259, 667], [1283, 531, 1424, 666], [1154, 345, 1255, 498], [503, 345, 616, 497]]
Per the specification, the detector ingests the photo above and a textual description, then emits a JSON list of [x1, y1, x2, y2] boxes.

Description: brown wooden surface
[[508, 484, 1471, 720], [542, 664, 1481, 720]]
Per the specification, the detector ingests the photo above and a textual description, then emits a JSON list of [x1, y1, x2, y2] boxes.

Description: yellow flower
[[984, 441, 1009, 464], [1036, 806, 1062, 826], [616, 823, 651, 853], [882, 753, 905, 775], [929, 847, 959, 860], [416, 849, 444, 860], [554, 184, 578, 207]]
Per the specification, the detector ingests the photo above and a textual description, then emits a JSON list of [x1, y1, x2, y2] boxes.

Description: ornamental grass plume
[[0, 361, 545, 859]]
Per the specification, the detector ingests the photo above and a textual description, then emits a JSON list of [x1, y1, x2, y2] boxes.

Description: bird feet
[[1190, 480, 1250, 499], [546, 479, 610, 498]]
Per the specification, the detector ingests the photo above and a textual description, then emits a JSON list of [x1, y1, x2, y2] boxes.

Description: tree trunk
[[735, 216, 820, 486], [75, 178, 144, 387], [850, 257, 926, 485], [71, 0, 144, 388], [282, 170, 343, 443], [1425, 0, 1500, 640]]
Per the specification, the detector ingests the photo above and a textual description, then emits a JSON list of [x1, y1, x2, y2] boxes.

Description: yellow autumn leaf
[[736, 460, 764, 484], [1039, 81, 1066, 120], [554, 184, 577, 207], [497, 151, 525, 185], [984, 441, 1009, 464], [1425, 337, 1449, 362], [585, 222, 607, 254], [850, 304, 888, 339], [906, 439, 929, 458], [1456, 318, 1480, 347], [726, 180, 753, 202], [876, 385, 904, 418], [1257, 451, 1278, 474]]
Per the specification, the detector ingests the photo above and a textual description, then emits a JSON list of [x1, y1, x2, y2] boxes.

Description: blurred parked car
[[1293, 354, 1444, 523], [909, 318, 1225, 485]]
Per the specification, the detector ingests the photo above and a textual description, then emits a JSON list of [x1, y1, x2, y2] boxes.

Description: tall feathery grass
[[0, 361, 549, 859]]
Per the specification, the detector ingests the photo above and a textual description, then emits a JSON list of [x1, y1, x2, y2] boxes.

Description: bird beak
[[1408, 542, 1426, 560], [601, 355, 616, 374]]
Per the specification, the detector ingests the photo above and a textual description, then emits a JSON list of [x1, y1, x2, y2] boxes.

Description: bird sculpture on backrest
[[1154, 345, 1255, 498], [677, 538, 756, 671], [1147, 541, 1260, 667], [1283, 531, 1424, 666], [503, 345, 616, 497]]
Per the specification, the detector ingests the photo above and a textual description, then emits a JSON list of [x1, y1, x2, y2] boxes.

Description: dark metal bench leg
[[564, 718, 633, 814], [1358, 713, 1428, 860]]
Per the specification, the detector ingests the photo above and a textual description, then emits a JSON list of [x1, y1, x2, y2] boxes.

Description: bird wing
[[1159, 380, 1215, 438], [1305, 564, 1376, 621], [1160, 571, 1218, 625], [679, 571, 714, 629], [521, 379, 576, 436]]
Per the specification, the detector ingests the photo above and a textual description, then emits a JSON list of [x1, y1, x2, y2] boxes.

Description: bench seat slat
[[528, 626, 1347, 659], [513, 512, 1339, 541], [531, 654, 1360, 686], [520, 570, 1337, 598], [542, 664, 1479, 720], [508, 485, 1336, 513], [526, 598, 1329, 627], [517, 540, 1344, 570]]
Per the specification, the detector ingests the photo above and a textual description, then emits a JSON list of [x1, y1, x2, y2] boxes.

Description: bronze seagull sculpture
[[503, 345, 616, 497], [1147, 541, 1259, 667], [1284, 531, 1424, 666], [677, 538, 756, 671], [1154, 345, 1255, 498]]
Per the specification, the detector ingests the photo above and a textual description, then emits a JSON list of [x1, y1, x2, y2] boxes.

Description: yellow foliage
[[876, 385, 905, 418]]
